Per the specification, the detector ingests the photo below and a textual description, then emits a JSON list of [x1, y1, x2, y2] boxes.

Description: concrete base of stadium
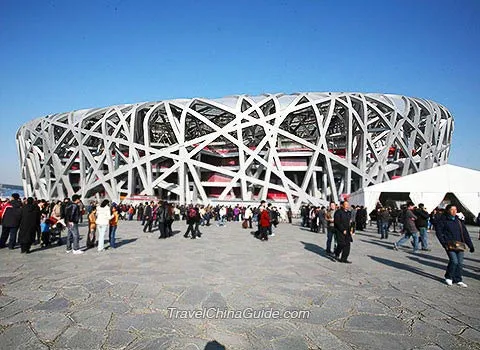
[[0, 220, 479, 349]]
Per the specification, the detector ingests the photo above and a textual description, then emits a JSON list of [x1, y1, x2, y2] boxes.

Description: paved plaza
[[0, 219, 479, 350]]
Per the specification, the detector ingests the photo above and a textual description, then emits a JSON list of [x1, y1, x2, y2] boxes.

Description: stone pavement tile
[[204, 325, 252, 349], [0, 295, 16, 308], [113, 312, 174, 333], [33, 296, 70, 311], [455, 315, 480, 330], [248, 321, 300, 342], [342, 314, 410, 334], [0, 221, 478, 349], [109, 281, 139, 300], [149, 290, 182, 311], [299, 323, 355, 350], [330, 329, 427, 350], [131, 283, 162, 299], [415, 345, 444, 350], [0, 322, 49, 350], [421, 316, 468, 335], [459, 327, 480, 346], [412, 318, 476, 350], [176, 285, 210, 307], [90, 300, 132, 314], [71, 309, 112, 330], [54, 326, 106, 349], [353, 298, 391, 315], [31, 312, 71, 342], [0, 299, 38, 321], [58, 285, 91, 304], [105, 329, 137, 349], [125, 334, 176, 350], [166, 336, 210, 350], [271, 335, 309, 350], [202, 292, 228, 310]]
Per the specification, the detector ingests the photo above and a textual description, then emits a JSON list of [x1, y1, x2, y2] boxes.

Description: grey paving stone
[[105, 329, 137, 349], [0, 220, 478, 350], [0, 323, 48, 350], [31, 313, 71, 342], [113, 312, 173, 333], [272, 335, 309, 350], [71, 309, 112, 330], [343, 314, 409, 334], [126, 334, 175, 350], [33, 296, 70, 311], [202, 292, 228, 310], [54, 326, 105, 349]]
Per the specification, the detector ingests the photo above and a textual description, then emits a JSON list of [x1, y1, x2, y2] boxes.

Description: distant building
[[17, 92, 453, 209], [0, 184, 24, 199]]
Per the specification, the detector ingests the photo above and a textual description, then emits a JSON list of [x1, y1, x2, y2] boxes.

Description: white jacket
[[96, 206, 113, 225]]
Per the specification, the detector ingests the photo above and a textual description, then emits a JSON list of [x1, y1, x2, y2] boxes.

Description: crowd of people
[[0, 192, 478, 287]]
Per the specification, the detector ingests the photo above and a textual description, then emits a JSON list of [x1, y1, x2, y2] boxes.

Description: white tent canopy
[[349, 164, 480, 216]]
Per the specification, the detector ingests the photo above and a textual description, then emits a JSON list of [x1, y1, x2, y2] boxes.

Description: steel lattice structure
[[17, 92, 453, 209]]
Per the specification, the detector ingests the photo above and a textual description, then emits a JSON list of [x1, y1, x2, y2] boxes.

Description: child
[[40, 214, 51, 247], [87, 206, 97, 249]]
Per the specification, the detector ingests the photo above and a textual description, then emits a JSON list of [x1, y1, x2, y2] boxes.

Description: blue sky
[[0, 0, 479, 185]]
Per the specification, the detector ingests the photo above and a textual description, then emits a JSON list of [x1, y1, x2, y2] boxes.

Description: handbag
[[242, 219, 248, 229], [446, 220, 467, 252]]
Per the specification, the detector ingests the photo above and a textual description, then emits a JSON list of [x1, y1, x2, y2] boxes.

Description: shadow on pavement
[[115, 238, 138, 248], [406, 256, 480, 280], [406, 251, 480, 272], [300, 241, 336, 261], [368, 255, 444, 283], [205, 340, 226, 350], [360, 238, 394, 249]]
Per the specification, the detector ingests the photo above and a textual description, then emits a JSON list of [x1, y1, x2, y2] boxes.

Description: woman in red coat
[[259, 207, 271, 241]]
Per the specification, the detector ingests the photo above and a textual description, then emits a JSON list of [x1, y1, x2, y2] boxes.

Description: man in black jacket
[[333, 201, 352, 263], [0, 193, 23, 249], [414, 203, 431, 251], [157, 201, 168, 239], [143, 202, 155, 233], [65, 195, 83, 254]]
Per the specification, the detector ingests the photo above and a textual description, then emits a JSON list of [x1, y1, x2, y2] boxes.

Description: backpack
[[188, 207, 197, 219]]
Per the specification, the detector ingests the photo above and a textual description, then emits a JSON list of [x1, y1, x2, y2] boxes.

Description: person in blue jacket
[[436, 205, 474, 287]]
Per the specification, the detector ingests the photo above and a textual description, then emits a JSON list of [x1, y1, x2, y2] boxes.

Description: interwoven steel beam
[[16, 92, 453, 209]]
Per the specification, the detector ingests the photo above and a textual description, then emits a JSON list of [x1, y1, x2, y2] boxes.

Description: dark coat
[[2, 200, 22, 227], [414, 208, 429, 228], [334, 209, 351, 234], [18, 204, 40, 245], [436, 215, 473, 250], [144, 205, 154, 220]]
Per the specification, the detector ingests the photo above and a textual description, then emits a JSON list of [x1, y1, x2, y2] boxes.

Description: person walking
[[378, 207, 391, 239], [393, 202, 419, 253], [414, 203, 431, 251], [109, 205, 119, 248], [325, 202, 336, 255], [65, 195, 83, 254], [258, 206, 270, 241], [96, 199, 113, 252], [18, 197, 40, 254], [157, 201, 168, 239], [0, 193, 23, 249], [184, 205, 197, 239], [244, 206, 253, 229], [333, 201, 352, 263], [436, 205, 475, 287], [166, 203, 175, 237], [143, 202, 155, 233]]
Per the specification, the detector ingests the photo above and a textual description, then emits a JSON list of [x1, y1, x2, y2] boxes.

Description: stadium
[[16, 92, 453, 209]]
